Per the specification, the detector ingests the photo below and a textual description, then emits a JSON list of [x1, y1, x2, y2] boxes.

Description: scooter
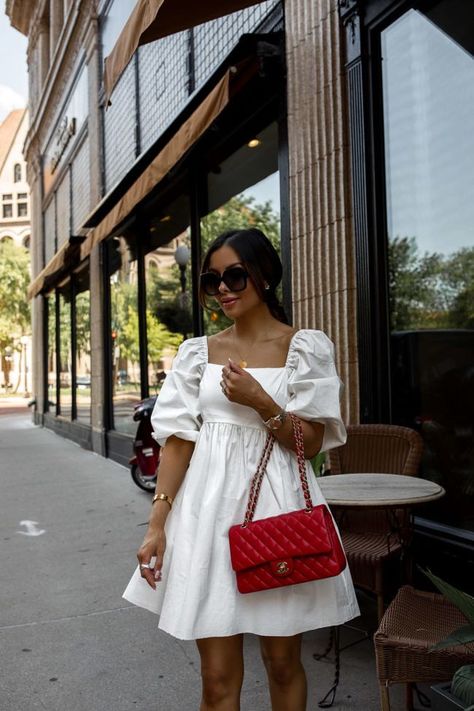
[[129, 395, 160, 492]]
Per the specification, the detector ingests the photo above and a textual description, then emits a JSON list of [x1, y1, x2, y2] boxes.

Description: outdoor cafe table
[[318, 473, 445, 508], [313, 474, 445, 708]]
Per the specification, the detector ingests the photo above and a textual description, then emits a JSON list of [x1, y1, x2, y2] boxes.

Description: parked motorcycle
[[129, 395, 160, 492]]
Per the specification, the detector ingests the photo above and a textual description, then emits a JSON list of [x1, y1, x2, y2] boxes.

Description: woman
[[123, 228, 359, 710]]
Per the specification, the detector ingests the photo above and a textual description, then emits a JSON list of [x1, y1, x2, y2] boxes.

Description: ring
[[140, 563, 153, 570]]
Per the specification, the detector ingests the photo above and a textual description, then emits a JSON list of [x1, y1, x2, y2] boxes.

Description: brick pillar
[[284, 0, 359, 423]]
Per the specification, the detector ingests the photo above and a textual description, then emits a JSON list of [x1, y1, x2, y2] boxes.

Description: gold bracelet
[[152, 493, 173, 509]]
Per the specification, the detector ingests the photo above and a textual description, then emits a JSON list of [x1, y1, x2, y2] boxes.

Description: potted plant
[[423, 569, 474, 710]]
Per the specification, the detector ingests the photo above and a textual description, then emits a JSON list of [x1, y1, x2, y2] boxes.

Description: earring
[[264, 283, 270, 290]]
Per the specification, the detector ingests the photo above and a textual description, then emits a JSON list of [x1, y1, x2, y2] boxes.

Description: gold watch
[[263, 410, 287, 431]]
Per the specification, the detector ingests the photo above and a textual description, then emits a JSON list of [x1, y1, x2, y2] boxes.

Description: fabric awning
[[28, 240, 82, 299], [79, 68, 231, 261], [104, 0, 264, 105]]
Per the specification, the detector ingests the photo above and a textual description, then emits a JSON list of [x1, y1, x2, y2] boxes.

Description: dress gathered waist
[[200, 418, 267, 432]]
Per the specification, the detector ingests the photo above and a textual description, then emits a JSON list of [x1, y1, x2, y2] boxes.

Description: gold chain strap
[[242, 413, 314, 527]]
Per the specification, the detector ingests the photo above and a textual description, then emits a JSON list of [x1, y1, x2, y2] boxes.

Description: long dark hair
[[199, 228, 288, 324]]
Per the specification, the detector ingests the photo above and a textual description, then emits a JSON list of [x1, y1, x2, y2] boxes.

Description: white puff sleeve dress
[[123, 329, 360, 640]]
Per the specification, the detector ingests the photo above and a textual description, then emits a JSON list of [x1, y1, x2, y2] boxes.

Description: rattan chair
[[374, 585, 471, 711], [328, 424, 424, 621]]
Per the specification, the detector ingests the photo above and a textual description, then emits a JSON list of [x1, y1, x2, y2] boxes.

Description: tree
[[388, 237, 474, 331], [0, 240, 30, 351]]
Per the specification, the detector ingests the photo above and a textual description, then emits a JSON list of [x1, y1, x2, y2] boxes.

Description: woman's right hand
[[137, 525, 166, 590]]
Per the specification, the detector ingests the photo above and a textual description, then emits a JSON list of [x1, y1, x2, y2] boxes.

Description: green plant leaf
[[422, 568, 474, 623], [431, 624, 474, 650]]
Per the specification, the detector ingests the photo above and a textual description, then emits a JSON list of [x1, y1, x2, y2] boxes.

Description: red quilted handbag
[[229, 414, 346, 594]]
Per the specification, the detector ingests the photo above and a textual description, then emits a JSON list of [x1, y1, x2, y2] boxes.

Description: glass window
[[18, 203, 28, 217], [202, 122, 281, 335], [107, 236, 140, 435], [17, 193, 27, 199], [74, 269, 91, 424], [145, 193, 191, 388], [14, 164, 21, 182], [2, 194, 12, 200], [382, 5, 474, 532], [58, 284, 72, 418], [101, 0, 136, 61], [2, 204, 12, 218], [47, 294, 57, 413]]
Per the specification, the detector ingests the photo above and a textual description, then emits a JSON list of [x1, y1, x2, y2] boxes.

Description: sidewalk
[[0, 413, 407, 710]]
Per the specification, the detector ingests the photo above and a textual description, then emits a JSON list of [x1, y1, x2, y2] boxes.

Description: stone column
[[38, 20, 50, 88], [83, 10, 106, 454], [284, 0, 359, 423], [50, 0, 64, 60], [27, 152, 46, 422]]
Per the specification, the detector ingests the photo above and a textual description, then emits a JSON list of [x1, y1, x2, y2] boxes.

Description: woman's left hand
[[220, 359, 270, 410]]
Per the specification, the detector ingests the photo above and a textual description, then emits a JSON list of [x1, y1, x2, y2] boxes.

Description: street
[[0, 410, 401, 710]]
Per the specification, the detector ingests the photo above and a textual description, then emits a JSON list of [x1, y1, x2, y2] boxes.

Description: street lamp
[[174, 245, 190, 295], [174, 245, 191, 340]]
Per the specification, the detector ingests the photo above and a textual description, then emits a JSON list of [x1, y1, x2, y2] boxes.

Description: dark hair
[[199, 228, 288, 324]]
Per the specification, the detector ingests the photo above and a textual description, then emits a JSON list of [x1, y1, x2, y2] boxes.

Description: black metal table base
[[313, 624, 370, 708]]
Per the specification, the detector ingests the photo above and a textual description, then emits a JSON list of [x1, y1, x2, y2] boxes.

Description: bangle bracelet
[[152, 493, 173, 509]]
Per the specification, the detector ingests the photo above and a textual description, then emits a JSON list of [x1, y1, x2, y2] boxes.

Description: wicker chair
[[374, 585, 472, 711], [328, 424, 424, 621]]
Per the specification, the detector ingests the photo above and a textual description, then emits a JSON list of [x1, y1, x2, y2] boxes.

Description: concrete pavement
[[0, 410, 408, 710]]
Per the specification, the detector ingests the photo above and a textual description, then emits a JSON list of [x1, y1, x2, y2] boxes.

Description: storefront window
[[202, 122, 281, 334], [108, 236, 140, 435], [145, 193, 191, 385], [47, 293, 57, 413], [58, 285, 72, 418], [382, 6, 474, 531], [75, 269, 91, 424]]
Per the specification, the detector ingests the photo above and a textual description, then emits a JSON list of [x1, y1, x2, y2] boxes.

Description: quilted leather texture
[[229, 504, 347, 594]]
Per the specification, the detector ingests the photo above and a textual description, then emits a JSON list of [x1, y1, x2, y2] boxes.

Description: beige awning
[[28, 241, 81, 299], [104, 0, 264, 105], [80, 69, 231, 261]]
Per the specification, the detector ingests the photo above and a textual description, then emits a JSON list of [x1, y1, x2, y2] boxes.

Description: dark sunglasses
[[200, 266, 249, 296]]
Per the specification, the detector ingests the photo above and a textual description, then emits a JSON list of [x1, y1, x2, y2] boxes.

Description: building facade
[[0, 107, 32, 395], [0, 108, 30, 247], [6, 0, 473, 578]]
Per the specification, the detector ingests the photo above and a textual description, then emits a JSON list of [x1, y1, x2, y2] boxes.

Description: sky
[[0, 5, 28, 123]]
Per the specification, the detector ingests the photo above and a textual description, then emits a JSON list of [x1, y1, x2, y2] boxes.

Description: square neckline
[[205, 329, 302, 370]]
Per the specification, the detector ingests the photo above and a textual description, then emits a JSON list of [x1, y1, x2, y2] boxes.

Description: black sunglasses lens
[[222, 268, 248, 292], [200, 273, 221, 296], [200, 267, 249, 296]]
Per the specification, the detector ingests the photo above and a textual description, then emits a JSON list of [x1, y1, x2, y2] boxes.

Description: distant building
[[0, 108, 30, 248]]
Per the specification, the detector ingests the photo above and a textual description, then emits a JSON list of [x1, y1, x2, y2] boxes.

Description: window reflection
[[202, 122, 281, 335], [58, 285, 72, 418], [75, 269, 91, 424], [108, 237, 140, 435], [382, 7, 474, 531], [145, 193, 191, 384], [47, 294, 57, 413]]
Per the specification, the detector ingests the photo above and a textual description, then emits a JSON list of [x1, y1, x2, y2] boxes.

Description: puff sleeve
[[151, 337, 206, 446], [286, 330, 347, 452]]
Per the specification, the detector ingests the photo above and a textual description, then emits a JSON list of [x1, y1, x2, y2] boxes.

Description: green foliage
[[0, 240, 30, 350], [201, 194, 280, 255], [422, 568, 474, 651], [389, 238, 474, 330], [451, 665, 474, 707]]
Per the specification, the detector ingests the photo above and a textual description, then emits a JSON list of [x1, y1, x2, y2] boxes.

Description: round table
[[318, 473, 445, 507]]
